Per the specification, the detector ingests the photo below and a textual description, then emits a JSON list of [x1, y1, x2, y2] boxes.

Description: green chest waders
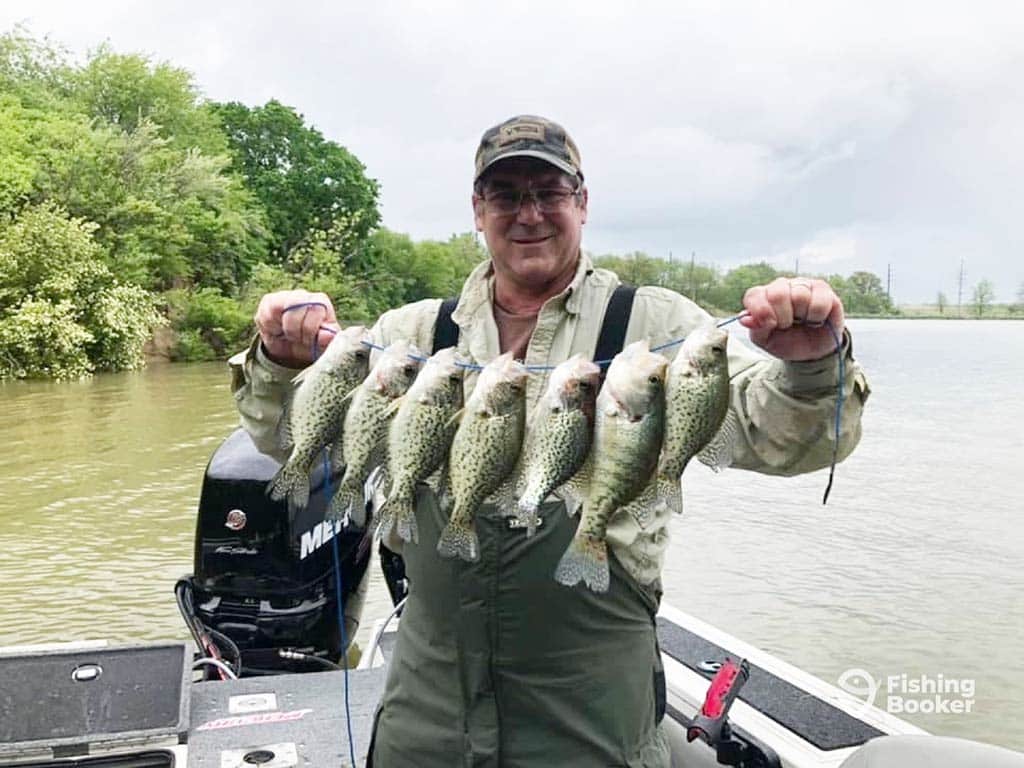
[[370, 493, 667, 767], [370, 285, 669, 767]]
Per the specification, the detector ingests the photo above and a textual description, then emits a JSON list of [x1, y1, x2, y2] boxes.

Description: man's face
[[473, 157, 588, 289]]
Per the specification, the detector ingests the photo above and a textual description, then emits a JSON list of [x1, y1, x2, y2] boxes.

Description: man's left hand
[[740, 277, 846, 362]]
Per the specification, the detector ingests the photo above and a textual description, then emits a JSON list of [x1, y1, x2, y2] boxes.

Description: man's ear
[[579, 186, 588, 226], [472, 195, 485, 231]]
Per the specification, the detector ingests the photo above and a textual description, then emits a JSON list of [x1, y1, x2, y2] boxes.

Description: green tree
[[0, 203, 161, 378], [971, 279, 995, 317], [213, 100, 380, 261], [707, 262, 781, 312], [70, 47, 228, 155], [835, 270, 892, 314]]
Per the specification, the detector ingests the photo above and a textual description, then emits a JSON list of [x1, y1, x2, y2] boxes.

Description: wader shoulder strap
[[432, 297, 460, 354], [594, 284, 637, 364], [434, 285, 635, 360]]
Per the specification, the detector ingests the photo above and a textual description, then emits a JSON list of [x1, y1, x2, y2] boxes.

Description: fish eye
[[711, 345, 725, 355], [403, 365, 417, 376], [579, 381, 593, 390], [449, 374, 461, 383], [647, 375, 661, 384], [355, 349, 369, 360]]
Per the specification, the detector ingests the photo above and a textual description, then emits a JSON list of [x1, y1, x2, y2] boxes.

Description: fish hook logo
[[837, 668, 879, 715], [225, 509, 247, 531]]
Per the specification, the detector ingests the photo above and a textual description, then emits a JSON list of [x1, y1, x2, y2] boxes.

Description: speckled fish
[[513, 354, 600, 536], [326, 340, 423, 527], [438, 352, 528, 562], [377, 347, 465, 544], [267, 325, 370, 510], [617, 323, 732, 528], [555, 341, 668, 593]]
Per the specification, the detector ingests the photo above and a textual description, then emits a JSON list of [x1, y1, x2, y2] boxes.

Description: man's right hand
[[254, 290, 340, 368]]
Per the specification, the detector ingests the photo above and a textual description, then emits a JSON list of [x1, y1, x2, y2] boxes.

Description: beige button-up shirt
[[230, 253, 870, 586]]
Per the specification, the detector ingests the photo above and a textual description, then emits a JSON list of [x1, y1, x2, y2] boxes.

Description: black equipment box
[[0, 643, 189, 764]]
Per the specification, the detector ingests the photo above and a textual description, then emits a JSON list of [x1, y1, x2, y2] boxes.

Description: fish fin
[[361, 464, 388, 527], [436, 466, 453, 513], [554, 534, 609, 593], [559, 456, 592, 518], [267, 461, 310, 510], [382, 395, 406, 419], [487, 477, 517, 518], [376, 484, 418, 544], [697, 409, 739, 472], [515, 496, 541, 537], [395, 501, 419, 544], [326, 470, 365, 525], [444, 408, 465, 429], [329, 440, 346, 475], [436, 517, 480, 562], [291, 366, 313, 386], [657, 474, 683, 516], [617, 480, 660, 529]]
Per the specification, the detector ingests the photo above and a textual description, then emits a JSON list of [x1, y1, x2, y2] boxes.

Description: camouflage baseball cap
[[474, 115, 583, 183]]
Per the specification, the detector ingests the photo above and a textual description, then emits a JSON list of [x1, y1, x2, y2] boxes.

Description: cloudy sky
[[4, 1, 1022, 303]]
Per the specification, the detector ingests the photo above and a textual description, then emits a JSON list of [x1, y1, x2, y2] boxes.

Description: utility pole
[[795, 257, 800, 276], [957, 258, 966, 316], [886, 263, 892, 304], [689, 251, 696, 301]]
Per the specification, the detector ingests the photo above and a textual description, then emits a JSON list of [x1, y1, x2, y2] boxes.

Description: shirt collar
[[452, 250, 593, 326]]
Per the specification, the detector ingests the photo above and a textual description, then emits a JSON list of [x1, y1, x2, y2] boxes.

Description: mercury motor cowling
[[178, 427, 372, 676]]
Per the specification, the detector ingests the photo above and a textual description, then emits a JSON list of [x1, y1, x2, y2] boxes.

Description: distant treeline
[[589, 254, 901, 317], [1, 30, 916, 380]]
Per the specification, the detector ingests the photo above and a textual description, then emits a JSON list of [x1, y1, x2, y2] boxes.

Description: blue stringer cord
[[312, 329, 358, 768]]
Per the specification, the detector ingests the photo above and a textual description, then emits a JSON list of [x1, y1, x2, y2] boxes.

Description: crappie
[[555, 341, 668, 592], [513, 354, 600, 536], [326, 340, 423, 527], [617, 323, 732, 528], [660, 325, 731, 481], [378, 347, 464, 544], [267, 325, 370, 510], [439, 352, 528, 562]]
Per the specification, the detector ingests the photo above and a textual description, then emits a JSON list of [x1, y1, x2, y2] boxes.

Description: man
[[232, 115, 870, 767]]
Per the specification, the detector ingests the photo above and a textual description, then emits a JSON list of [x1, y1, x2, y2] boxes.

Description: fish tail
[[267, 462, 310, 510], [554, 534, 610, 593], [437, 516, 480, 562], [326, 477, 361, 526], [377, 488, 417, 544]]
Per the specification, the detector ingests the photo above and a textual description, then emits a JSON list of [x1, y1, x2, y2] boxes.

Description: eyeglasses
[[479, 185, 581, 215]]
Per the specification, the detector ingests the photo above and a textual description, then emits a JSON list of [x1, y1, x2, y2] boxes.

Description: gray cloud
[[3, 0, 1022, 302]]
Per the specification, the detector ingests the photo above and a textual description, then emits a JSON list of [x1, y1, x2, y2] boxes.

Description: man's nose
[[515, 195, 545, 224]]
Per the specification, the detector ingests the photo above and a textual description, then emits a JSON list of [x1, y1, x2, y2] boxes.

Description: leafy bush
[[0, 299, 94, 379], [84, 283, 164, 371], [165, 286, 252, 360], [172, 328, 217, 362], [0, 203, 162, 377]]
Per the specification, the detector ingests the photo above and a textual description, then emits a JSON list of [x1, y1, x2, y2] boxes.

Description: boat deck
[[190, 665, 384, 767]]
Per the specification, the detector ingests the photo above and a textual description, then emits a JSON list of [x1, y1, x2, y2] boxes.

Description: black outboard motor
[[178, 428, 372, 676]]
